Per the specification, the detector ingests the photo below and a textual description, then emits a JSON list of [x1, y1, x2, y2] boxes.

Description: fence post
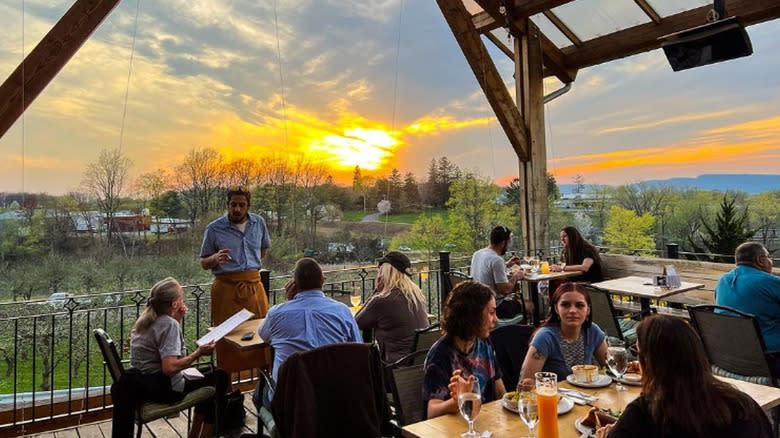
[[260, 269, 271, 302], [666, 243, 679, 259], [439, 251, 451, 311]]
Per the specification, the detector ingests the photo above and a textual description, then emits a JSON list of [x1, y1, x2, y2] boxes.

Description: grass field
[[342, 208, 449, 224]]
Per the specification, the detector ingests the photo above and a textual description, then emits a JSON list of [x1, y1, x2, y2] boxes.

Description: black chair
[[688, 305, 776, 386], [489, 323, 534, 392], [447, 271, 471, 290], [587, 286, 639, 344], [384, 350, 428, 434], [93, 329, 216, 438], [410, 324, 442, 365], [260, 343, 391, 438]]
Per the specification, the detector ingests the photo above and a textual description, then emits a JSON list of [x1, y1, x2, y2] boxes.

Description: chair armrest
[[261, 368, 276, 393]]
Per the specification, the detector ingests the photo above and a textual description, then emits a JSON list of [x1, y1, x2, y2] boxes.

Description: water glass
[[517, 383, 538, 438], [607, 341, 629, 391], [458, 377, 482, 438]]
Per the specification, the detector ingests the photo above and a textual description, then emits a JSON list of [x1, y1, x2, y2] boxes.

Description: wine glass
[[457, 376, 482, 438], [350, 286, 361, 307], [559, 261, 567, 272], [529, 258, 540, 274], [517, 383, 538, 438], [607, 342, 629, 391]]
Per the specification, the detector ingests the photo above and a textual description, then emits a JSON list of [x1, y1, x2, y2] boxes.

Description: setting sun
[[307, 127, 399, 171]]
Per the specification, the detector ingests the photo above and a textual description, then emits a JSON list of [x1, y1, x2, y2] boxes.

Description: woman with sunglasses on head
[[115, 277, 229, 438], [596, 315, 771, 438], [519, 282, 608, 385], [423, 281, 505, 419], [355, 251, 429, 362]]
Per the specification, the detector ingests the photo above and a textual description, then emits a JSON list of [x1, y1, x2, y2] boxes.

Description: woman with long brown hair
[[597, 315, 771, 437], [520, 282, 608, 384], [551, 226, 603, 283]]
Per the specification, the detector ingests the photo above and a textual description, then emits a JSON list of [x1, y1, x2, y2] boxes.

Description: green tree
[[749, 191, 780, 247], [405, 214, 450, 262], [693, 194, 754, 262], [603, 205, 656, 255], [402, 172, 421, 211], [447, 173, 513, 252]]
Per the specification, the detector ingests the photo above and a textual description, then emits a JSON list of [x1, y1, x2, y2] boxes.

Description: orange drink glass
[[535, 372, 559, 438], [540, 261, 550, 274]]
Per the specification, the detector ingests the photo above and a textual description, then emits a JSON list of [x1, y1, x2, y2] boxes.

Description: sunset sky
[[1, 0, 779, 195]]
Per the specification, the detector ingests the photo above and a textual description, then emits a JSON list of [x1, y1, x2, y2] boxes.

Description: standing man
[[200, 186, 271, 373], [715, 242, 780, 375], [471, 225, 525, 318]]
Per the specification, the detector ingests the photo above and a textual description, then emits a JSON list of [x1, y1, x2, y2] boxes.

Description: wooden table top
[[521, 270, 582, 282], [591, 276, 704, 300], [402, 376, 780, 438]]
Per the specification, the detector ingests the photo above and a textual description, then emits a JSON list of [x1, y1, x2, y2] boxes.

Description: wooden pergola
[[437, 0, 780, 255], [0, 0, 779, 255]]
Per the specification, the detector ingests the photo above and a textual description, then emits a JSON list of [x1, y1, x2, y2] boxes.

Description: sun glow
[[307, 127, 399, 170]]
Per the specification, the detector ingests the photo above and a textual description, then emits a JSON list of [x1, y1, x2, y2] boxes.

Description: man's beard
[[229, 213, 247, 223], [499, 243, 508, 256]]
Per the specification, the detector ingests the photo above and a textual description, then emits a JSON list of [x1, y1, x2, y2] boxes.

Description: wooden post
[[0, 0, 121, 139], [515, 20, 549, 257]]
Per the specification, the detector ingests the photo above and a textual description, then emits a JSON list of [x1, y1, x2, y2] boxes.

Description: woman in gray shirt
[[356, 252, 430, 362], [124, 277, 226, 438]]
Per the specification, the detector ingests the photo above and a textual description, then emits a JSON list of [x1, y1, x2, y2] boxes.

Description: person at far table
[[596, 315, 772, 438], [715, 241, 780, 378], [470, 225, 524, 318], [550, 226, 603, 283], [355, 251, 429, 362], [519, 282, 608, 385], [423, 281, 506, 419], [256, 257, 361, 409]]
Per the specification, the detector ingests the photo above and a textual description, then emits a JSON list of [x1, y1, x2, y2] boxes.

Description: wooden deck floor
[[25, 393, 263, 438]]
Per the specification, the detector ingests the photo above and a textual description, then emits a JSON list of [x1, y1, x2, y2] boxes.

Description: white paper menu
[[196, 308, 254, 346]]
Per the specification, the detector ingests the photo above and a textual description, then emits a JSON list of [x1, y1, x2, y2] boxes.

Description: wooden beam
[[484, 32, 515, 59], [473, 2, 577, 83], [437, 0, 529, 161], [634, 0, 662, 24], [543, 10, 582, 46], [564, 0, 780, 70], [0, 0, 121, 140]]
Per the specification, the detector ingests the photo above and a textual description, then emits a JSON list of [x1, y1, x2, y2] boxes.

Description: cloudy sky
[[1, 0, 779, 194]]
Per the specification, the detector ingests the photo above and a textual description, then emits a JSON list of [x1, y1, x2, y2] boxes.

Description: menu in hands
[[196, 308, 254, 347]]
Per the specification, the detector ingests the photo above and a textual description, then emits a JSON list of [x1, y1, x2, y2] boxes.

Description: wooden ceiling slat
[[437, 0, 529, 160], [562, 0, 780, 71], [634, 0, 662, 24], [484, 32, 515, 59], [472, 0, 576, 32], [543, 10, 583, 46], [0, 0, 121, 140]]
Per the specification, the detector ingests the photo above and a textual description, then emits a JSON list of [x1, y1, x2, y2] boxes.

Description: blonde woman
[[116, 277, 228, 438], [356, 252, 429, 362]]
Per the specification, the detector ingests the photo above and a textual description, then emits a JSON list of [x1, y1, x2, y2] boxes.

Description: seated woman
[[423, 281, 506, 419], [520, 282, 607, 384], [596, 315, 772, 437], [551, 226, 603, 283], [127, 277, 228, 438], [356, 251, 429, 362]]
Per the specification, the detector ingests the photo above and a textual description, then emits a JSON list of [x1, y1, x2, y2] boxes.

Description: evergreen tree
[[388, 168, 403, 209], [423, 158, 439, 207], [402, 172, 421, 211], [692, 195, 754, 262]]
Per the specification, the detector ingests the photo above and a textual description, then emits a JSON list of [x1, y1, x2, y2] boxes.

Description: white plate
[[574, 417, 595, 437], [501, 394, 574, 415], [614, 375, 642, 386], [566, 373, 613, 388]]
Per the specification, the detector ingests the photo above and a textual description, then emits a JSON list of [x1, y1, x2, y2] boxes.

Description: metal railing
[[0, 255, 463, 434]]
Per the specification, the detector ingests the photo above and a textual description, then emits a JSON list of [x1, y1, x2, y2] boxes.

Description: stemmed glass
[[529, 258, 540, 274], [457, 376, 482, 438], [607, 340, 629, 391], [559, 261, 567, 272], [350, 286, 361, 308], [517, 383, 538, 438]]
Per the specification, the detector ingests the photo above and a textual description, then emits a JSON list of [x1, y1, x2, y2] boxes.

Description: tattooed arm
[[519, 346, 547, 388]]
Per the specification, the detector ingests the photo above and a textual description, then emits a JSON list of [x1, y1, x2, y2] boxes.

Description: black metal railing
[[0, 255, 463, 433]]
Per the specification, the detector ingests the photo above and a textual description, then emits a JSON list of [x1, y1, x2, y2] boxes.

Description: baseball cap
[[377, 251, 413, 277]]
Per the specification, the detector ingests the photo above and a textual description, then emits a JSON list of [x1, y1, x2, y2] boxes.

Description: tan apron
[[211, 270, 271, 373]]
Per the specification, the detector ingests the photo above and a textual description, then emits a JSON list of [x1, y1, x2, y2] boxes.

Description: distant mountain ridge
[[559, 174, 780, 195]]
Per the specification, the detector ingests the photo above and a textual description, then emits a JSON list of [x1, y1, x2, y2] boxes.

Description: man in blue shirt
[[257, 257, 361, 406], [715, 242, 780, 374], [200, 187, 271, 373]]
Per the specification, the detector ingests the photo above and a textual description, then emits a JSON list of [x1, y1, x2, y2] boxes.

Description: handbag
[[221, 389, 246, 431]]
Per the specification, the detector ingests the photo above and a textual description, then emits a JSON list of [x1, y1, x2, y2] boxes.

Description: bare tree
[[223, 157, 261, 189], [82, 148, 132, 243], [175, 147, 224, 221]]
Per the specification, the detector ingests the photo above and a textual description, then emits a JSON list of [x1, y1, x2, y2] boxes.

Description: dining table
[[591, 276, 705, 313], [401, 375, 780, 438]]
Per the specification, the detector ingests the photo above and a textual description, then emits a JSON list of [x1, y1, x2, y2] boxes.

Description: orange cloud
[[404, 115, 491, 134]]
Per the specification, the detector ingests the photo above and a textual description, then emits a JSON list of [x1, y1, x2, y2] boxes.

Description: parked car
[[47, 292, 74, 306]]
